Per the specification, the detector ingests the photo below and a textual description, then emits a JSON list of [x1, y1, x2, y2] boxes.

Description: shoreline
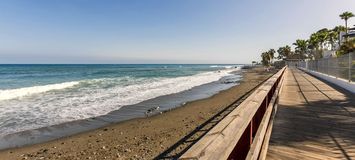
[[0, 68, 241, 150], [0, 67, 275, 160]]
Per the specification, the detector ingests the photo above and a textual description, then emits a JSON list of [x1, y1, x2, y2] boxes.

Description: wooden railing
[[179, 67, 286, 160]]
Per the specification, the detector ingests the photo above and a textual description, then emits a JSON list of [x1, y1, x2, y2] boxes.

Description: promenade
[[267, 68, 355, 159]]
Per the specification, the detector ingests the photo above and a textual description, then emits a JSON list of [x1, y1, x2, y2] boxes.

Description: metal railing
[[299, 52, 355, 82]]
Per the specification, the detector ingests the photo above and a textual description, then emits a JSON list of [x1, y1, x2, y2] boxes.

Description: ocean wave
[[0, 81, 80, 101], [0, 68, 240, 136], [209, 65, 236, 69], [109, 69, 234, 106]]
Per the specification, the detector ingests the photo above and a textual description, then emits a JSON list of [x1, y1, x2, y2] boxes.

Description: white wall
[[299, 68, 355, 94]]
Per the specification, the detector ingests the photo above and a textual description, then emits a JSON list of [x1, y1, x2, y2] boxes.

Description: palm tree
[[306, 29, 330, 59], [316, 28, 329, 50], [333, 25, 346, 35], [260, 49, 275, 66], [327, 30, 337, 50], [267, 49, 275, 64], [340, 11, 354, 35], [336, 38, 355, 56], [308, 33, 322, 59], [339, 11, 354, 75], [332, 26, 346, 47], [293, 39, 308, 59], [261, 52, 270, 66], [277, 45, 292, 60]]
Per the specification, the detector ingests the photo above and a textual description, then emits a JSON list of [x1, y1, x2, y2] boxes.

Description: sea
[[0, 64, 243, 149]]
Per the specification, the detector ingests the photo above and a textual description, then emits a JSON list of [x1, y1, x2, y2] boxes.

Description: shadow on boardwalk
[[268, 68, 355, 160]]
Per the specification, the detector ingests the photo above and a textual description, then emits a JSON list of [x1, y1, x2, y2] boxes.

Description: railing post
[[336, 58, 338, 79], [264, 92, 270, 125], [327, 58, 329, 76], [349, 52, 352, 82], [250, 119, 253, 145]]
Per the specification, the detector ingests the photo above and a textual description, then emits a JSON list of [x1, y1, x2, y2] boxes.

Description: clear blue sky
[[0, 0, 354, 64]]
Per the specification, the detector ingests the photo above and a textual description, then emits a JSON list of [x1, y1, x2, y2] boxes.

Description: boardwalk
[[267, 68, 355, 160]]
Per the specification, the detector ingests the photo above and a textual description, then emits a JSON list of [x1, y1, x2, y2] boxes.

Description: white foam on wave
[[0, 81, 80, 101], [210, 65, 236, 69], [0, 68, 240, 136], [111, 69, 233, 106]]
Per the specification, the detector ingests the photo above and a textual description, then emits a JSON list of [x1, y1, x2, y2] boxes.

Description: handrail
[[179, 67, 286, 160]]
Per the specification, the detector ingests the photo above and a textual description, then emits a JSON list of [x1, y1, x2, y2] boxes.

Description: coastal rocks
[[39, 148, 48, 154], [145, 106, 160, 116], [19, 148, 50, 160], [116, 153, 121, 157], [20, 154, 31, 160], [222, 79, 239, 84]]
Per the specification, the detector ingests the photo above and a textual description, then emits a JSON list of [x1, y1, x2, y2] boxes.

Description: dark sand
[[0, 67, 275, 160]]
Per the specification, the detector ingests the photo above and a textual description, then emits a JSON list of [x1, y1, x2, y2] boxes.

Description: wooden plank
[[267, 68, 355, 160], [258, 103, 277, 160], [180, 67, 286, 160], [246, 67, 285, 160], [179, 97, 262, 159], [268, 146, 340, 160], [246, 94, 275, 160], [258, 69, 286, 160]]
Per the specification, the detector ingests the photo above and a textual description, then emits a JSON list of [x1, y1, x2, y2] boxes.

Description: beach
[[0, 67, 275, 160]]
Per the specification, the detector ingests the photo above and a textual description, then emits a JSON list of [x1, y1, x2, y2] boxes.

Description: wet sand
[[0, 67, 275, 160]]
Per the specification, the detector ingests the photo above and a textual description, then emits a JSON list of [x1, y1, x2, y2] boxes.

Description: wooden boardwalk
[[267, 68, 355, 160]]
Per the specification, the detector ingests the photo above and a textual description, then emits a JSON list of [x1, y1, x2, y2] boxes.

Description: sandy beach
[[0, 67, 275, 160]]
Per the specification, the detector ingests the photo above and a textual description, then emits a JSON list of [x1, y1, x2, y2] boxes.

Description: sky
[[0, 0, 354, 64]]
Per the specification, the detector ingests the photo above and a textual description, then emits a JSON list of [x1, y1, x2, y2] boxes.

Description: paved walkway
[[267, 68, 355, 160]]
